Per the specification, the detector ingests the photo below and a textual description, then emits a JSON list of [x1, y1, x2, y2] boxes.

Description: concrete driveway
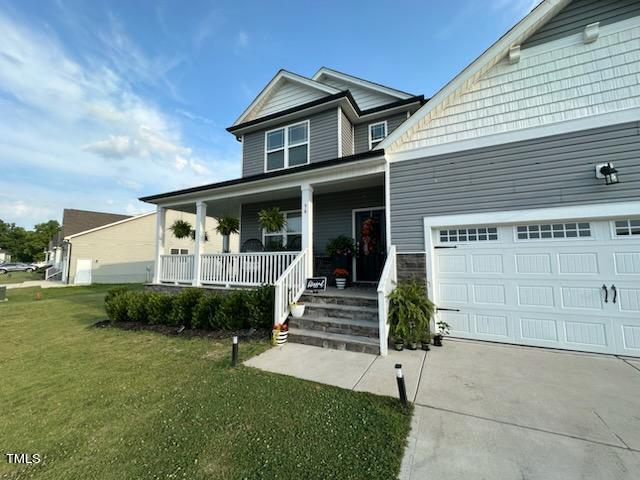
[[401, 339, 640, 480]]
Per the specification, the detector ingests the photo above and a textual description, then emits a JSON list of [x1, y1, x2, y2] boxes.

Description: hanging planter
[[258, 207, 286, 234], [216, 215, 240, 253], [169, 220, 192, 239]]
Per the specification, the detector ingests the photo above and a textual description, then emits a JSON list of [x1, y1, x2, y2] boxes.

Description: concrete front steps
[[287, 289, 381, 355]]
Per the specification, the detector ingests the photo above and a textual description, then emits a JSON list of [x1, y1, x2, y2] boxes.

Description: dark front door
[[354, 208, 386, 282]]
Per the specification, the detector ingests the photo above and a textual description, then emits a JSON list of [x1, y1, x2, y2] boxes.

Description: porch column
[[154, 205, 166, 283], [300, 184, 314, 276], [192, 201, 207, 286]]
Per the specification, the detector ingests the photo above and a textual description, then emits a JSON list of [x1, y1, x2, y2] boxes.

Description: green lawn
[[0, 285, 411, 479], [0, 270, 44, 284]]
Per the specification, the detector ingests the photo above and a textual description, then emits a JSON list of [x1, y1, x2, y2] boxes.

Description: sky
[[0, 0, 539, 228]]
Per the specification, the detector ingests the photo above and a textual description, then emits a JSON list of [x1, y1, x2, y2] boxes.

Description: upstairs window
[[265, 121, 309, 171], [368, 121, 387, 150]]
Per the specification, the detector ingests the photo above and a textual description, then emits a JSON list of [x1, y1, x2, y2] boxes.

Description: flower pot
[[433, 334, 443, 347], [272, 329, 288, 346], [336, 278, 347, 289], [222, 235, 230, 253], [408, 342, 418, 351], [421, 341, 431, 351], [394, 342, 404, 351], [290, 304, 305, 318]]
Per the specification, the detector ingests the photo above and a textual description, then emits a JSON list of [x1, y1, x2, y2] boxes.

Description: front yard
[[0, 270, 43, 284], [0, 285, 410, 479]]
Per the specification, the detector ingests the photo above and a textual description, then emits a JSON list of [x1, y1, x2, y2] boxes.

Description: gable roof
[[378, 0, 572, 153], [61, 209, 131, 237], [64, 212, 155, 240], [312, 67, 414, 100], [231, 70, 340, 127]]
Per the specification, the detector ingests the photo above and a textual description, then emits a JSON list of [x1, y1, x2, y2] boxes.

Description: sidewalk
[[5, 280, 68, 289], [244, 343, 427, 399]]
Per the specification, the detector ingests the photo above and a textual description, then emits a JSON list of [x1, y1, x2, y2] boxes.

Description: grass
[[0, 270, 44, 284], [0, 285, 411, 479]]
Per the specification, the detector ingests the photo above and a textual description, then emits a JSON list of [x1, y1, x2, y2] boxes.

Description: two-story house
[[142, 0, 640, 358]]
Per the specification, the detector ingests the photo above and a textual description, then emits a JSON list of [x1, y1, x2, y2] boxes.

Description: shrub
[[213, 291, 250, 330], [126, 292, 149, 324], [247, 285, 275, 328], [147, 292, 174, 325], [192, 293, 224, 329], [105, 287, 131, 322], [169, 288, 204, 327]]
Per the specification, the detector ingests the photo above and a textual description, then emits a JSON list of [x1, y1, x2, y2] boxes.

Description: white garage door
[[433, 218, 640, 357]]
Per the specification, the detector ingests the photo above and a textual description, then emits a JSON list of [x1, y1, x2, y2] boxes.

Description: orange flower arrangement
[[333, 268, 349, 278]]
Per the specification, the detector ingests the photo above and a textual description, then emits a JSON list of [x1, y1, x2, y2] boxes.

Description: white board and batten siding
[[393, 16, 640, 153], [431, 216, 640, 357]]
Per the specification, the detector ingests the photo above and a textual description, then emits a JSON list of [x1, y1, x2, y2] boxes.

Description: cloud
[[0, 7, 238, 228], [236, 31, 249, 49]]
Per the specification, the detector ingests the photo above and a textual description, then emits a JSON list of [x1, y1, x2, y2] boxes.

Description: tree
[[0, 219, 60, 262]]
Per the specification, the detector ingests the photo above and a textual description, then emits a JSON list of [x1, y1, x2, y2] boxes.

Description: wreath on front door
[[360, 217, 379, 255]]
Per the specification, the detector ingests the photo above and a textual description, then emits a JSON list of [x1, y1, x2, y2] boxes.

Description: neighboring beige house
[[64, 210, 238, 284], [0, 249, 10, 263]]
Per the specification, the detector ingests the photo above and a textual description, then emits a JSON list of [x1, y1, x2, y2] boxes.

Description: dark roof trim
[[139, 150, 384, 203], [227, 91, 356, 133], [227, 92, 426, 134]]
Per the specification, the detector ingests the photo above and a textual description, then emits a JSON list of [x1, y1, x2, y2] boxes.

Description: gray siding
[[240, 186, 384, 256], [242, 108, 338, 177], [354, 111, 409, 154], [390, 121, 640, 252], [524, 0, 640, 48], [340, 109, 353, 156]]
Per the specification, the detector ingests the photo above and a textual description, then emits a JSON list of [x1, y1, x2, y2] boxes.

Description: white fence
[[274, 249, 308, 325], [200, 252, 298, 287], [160, 254, 195, 283], [376, 245, 397, 356]]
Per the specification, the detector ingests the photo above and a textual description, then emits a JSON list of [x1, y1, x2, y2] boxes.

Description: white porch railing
[[376, 245, 397, 356], [160, 254, 195, 283], [274, 249, 308, 325], [45, 266, 62, 280], [200, 252, 298, 287]]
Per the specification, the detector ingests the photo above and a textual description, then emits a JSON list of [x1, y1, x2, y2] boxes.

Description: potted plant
[[433, 320, 450, 347], [169, 219, 192, 239], [420, 333, 431, 351], [333, 268, 349, 289], [258, 207, 286, 234], [289, 300, 305, 318], [216, 215, 240, 253], [388, 279, 436, 353], [325, 235, 355, 270], [393, 335, 405, 351], [272, 322, 289, 346]]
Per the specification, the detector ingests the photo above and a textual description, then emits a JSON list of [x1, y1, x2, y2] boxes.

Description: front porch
[[144, 156, 397, 354]]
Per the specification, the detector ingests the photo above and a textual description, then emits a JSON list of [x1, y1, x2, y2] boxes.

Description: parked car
[[0, 263, 36, 274]]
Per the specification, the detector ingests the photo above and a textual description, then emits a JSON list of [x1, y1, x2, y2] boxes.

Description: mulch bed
[[92, 319, 271, 341]]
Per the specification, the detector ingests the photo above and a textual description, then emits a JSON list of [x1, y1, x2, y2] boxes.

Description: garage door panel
[[432, 217, 639, 357]]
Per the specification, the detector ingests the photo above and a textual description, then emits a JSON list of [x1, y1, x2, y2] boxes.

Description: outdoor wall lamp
[[595, 162, 620, 185]]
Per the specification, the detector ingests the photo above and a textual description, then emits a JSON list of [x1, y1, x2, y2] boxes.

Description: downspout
[[64, 240, 72, 284]]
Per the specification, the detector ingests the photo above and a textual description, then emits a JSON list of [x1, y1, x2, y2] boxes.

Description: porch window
[[263, 210, 302, 250], [368, 121, 387, 149], [170, 249, 189, 254], [265, 121, 309, 171]]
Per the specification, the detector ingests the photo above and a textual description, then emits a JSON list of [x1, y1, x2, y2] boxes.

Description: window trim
[[611, 218, 640, 239], [437, 226, 499, 244], [264, 120, 310, 172], [262, 209, 302, 247], [513, 222, 593, 242], [368, 120, 387, 150]]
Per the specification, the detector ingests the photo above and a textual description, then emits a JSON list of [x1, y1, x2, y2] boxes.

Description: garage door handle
[[437, 307, 461, 312], [611, 285, 617, 304], [434, 246, 457, 249], [602, 284, 608, 303]]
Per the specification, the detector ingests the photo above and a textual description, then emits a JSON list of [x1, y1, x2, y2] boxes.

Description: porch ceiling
[[167, 173, 384, 217]]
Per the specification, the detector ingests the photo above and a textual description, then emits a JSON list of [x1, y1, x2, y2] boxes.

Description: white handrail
[[376, 245, 397, 356], [160, 254, 195, 283], [200, 252, 298, 287], [274, 249, 308, 325]]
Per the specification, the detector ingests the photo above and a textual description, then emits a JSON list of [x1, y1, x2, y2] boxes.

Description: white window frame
[[438, 226, 499, 244], [264, 120, 310, 172], [262, 209, 302, 248], [513, 222, 593, 242], [368, 121, 387, 150], [611, 218, 640, 239], [170, 248, 189, 255]]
